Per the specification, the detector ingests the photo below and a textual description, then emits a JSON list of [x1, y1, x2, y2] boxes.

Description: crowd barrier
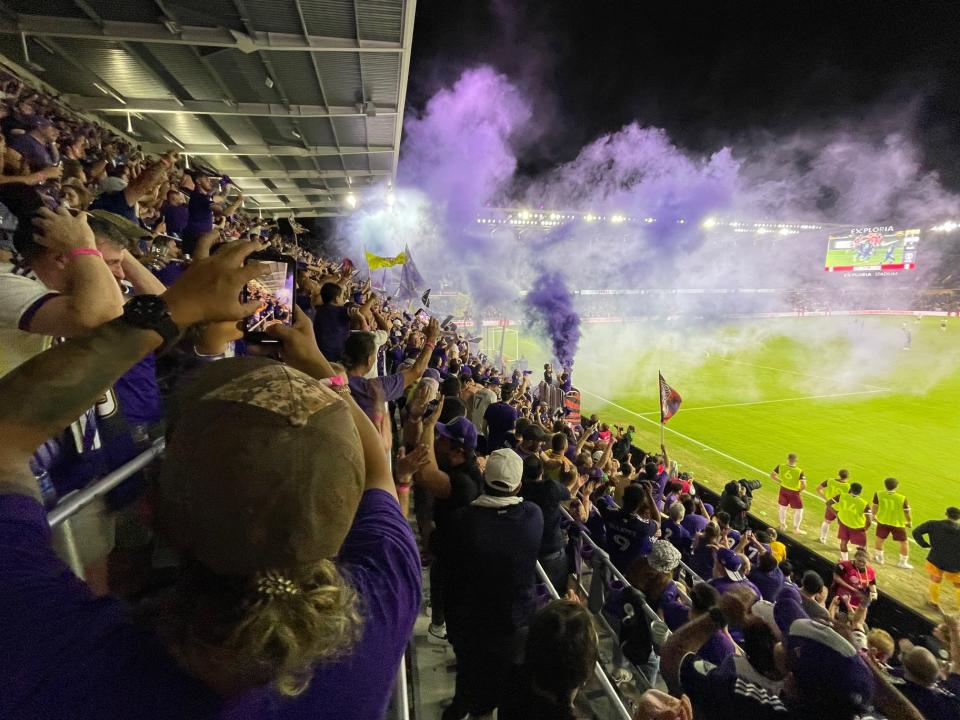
[[535, 557, 633, 720], [45, 442, 411, 720]]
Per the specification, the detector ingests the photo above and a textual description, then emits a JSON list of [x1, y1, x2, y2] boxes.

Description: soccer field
[[517, 314, 960, 617]]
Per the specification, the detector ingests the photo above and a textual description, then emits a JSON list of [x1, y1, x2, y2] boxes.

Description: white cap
[[592, 450, 604, 462], [484, 448, 523, 493]]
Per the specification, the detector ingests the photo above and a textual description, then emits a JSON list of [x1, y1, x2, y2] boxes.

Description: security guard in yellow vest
[[771, 453, 806, 534], [816, 469, 850, 544], [872, 477, 913, 569]]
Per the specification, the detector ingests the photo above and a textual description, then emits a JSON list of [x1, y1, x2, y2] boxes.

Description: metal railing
[[535, 559, 633, 720], [47, 438, 166, 527]]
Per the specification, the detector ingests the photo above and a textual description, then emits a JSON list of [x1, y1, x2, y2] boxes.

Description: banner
[[365, 250, 407, 270], [564, 390, 582, 426]]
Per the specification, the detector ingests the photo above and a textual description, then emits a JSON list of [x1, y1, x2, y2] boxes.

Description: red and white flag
[[659, 373, 682, 424]]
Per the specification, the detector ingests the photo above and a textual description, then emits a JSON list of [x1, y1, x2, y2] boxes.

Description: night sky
[[407, 1, 960, 188]]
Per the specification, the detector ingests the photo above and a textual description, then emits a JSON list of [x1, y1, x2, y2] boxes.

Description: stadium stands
[[0, 56, 958, 720]]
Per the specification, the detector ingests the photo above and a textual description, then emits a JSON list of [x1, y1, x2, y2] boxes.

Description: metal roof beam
[[228, 169, 390, 180], [142, 143, 391, 156], [391, 0, 417, 180], [65, 97, 396, 120], [0, 15, 403, 53]]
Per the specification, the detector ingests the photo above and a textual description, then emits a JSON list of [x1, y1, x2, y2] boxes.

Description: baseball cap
[[484, 448, 523, 493], [421, 368, 441, 382], [435, 415, 478, 450], [592, 450, 604, 462], [89, 209, 151, 244], [156, 358, 365, 576], [26, 115, 53, 129], [485, 376, 501, 386], [716, 548, 745, 581], [522, 425, 549, 442], [647, 539, 682, 574], [787, 619, 874, 712]]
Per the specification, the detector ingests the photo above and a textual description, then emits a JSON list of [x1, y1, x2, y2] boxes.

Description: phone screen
[[242, 252, 296, 342]]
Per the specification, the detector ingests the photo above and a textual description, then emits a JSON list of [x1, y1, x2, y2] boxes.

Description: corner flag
[[659, 373, 682, 424]]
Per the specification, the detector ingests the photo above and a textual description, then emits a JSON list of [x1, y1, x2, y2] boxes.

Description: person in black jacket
[[443, 449, 544, 720], [718, 480, 753, 532], [913, 506, 960, 609]]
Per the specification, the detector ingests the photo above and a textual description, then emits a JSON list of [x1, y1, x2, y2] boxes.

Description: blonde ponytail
[[161, 559, 362, 696]]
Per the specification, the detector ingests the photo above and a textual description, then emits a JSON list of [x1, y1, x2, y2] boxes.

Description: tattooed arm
[[0, 241, 268, 498]]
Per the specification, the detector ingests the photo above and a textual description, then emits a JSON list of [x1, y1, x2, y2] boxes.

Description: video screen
[[243, 260, 294, 333], [824, 226, 919, 273]]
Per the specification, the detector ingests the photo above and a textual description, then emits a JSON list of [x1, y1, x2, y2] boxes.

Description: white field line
[[706, 354, 891, 393], [580, 386, 920, 549], [619, 388, 888, 417]]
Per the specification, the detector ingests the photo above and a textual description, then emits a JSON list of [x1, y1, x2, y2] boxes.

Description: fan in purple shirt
[[599, 483, 660, 573], [483, 383, 519, 451], [0, 268, 421, 720]]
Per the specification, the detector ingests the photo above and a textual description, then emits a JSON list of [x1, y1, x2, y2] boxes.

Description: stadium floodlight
[[584, 213, 597, 223], [610, 213, 625, 224], [702, 217, 717, 229], [931, 220, 959, 233], [345, 192, 358, 209], [386, 190, 395, 208]]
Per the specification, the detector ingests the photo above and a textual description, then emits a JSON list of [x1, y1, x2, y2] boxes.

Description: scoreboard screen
[[824, 226, 919, 273]]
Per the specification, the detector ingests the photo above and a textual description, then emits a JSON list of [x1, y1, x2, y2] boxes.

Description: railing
[[535, 559, 633, 720], [47, 438, 166, 528], [45, 441, 411, 720]]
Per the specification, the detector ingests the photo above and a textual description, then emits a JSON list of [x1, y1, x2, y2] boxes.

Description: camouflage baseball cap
[[156, 357, 365, 576]]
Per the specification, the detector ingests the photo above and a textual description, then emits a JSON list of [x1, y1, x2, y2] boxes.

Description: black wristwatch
[[708, 606, 729, 630], [121, 295, 181, 354]]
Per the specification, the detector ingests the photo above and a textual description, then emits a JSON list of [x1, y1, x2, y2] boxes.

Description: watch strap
[[121, 295, 181, 354]]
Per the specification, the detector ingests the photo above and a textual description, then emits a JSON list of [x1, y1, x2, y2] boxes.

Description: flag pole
[[659, 370, 665, 445], [362, 244, 371, 280]]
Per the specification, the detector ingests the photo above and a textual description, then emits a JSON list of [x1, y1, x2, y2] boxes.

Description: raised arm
[[21, 208, 124, 337], [0, 241, 267, 497], [401, 317, 439, 388], [414, 397, 452, 498]]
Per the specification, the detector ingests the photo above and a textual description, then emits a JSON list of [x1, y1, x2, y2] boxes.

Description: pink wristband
[[69, 247, 102, 259]]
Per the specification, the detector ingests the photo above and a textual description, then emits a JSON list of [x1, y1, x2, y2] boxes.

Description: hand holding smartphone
[[241, 249, 297, 343]]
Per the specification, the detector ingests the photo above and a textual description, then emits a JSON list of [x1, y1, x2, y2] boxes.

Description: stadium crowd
[[0, 68, 959, 720]]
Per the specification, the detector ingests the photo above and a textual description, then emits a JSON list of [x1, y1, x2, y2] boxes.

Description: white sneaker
[[898, 559, 914, 570], [874, 553, 884, 565], [427, 623, 448, 644]]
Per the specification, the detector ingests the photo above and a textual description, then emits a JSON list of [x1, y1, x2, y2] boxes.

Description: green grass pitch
[[507, 315, 960, 617]]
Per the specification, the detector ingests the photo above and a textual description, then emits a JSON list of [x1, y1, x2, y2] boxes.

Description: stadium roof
[[0, 0, 416, 218]]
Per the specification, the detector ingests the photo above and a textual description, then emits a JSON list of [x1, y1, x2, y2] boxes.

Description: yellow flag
[[365, 250, 407, 269]]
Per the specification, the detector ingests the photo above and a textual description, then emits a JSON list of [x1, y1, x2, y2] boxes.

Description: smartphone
[[414, 308, 430, 324], [241, 250, 296, 343]]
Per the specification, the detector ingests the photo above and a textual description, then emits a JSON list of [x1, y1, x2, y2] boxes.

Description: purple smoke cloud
[[524, 271, 581, 370]]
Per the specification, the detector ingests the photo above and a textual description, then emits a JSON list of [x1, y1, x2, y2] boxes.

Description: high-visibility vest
[[876, 490, 907, 527], [837, 493, 868, 529], [825, 478, 849, 500], [779, 463, 803, 491]]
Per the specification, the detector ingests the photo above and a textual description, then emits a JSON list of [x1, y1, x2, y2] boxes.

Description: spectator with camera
[[718, 478, 761, 533], [0, 243, 423, 719]]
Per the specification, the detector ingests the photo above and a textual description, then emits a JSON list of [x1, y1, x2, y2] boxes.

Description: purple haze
[[524, 271, 581, 370], [338, 66, 960, 370]]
